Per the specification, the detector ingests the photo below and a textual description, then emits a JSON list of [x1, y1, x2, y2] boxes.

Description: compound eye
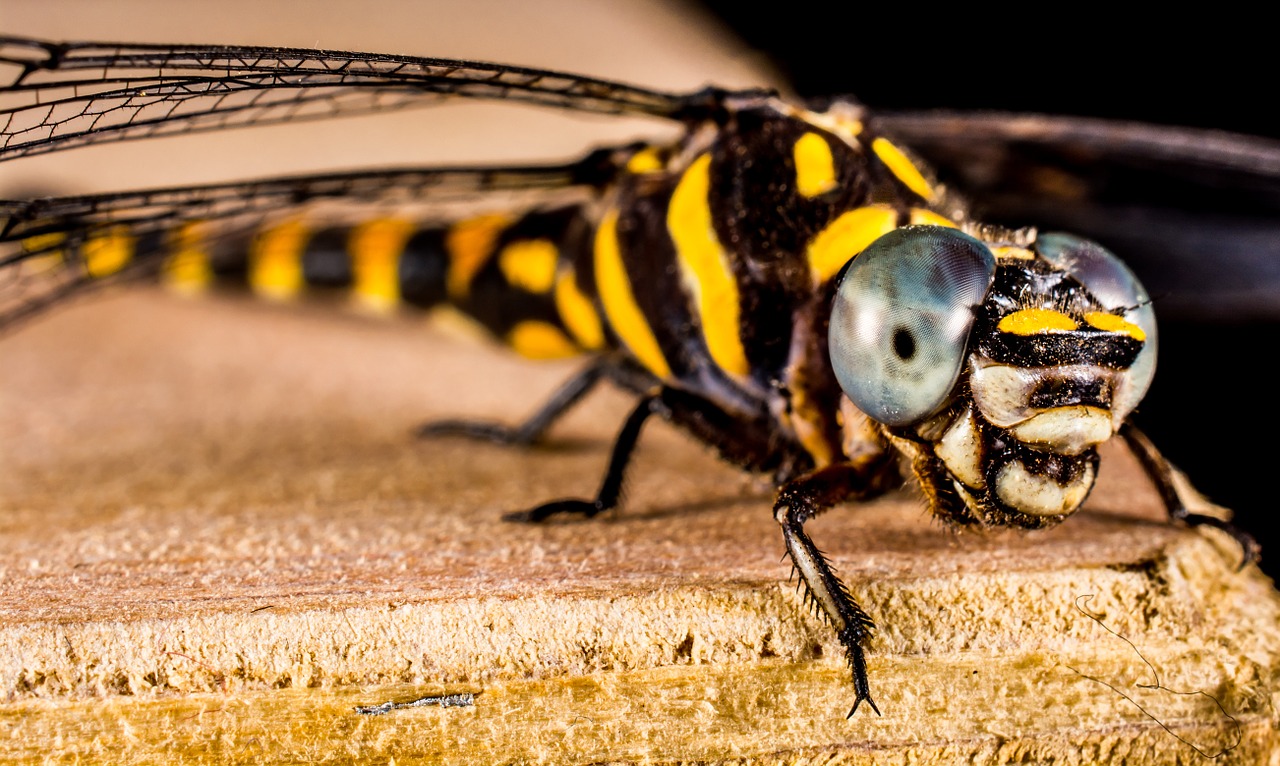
[[829, 226, 996, 426], [1037, 233, 1157, 416]]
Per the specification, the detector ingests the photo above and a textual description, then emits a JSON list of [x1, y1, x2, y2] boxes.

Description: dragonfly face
[[829, 227, 1157, 527]]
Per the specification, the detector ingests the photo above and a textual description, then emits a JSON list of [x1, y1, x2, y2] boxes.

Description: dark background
[[696, 5, 1277, 577]]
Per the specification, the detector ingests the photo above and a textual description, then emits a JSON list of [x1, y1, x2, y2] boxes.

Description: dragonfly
[[0, 33, 1266, 718]]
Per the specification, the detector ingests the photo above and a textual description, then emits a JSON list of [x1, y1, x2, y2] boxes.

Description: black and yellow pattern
[[0, 35, 1258, 721]]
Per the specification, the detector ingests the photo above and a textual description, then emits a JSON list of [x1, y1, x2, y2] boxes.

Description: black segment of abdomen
[[399, 228, 449, 309], [457, 206, 585, 339], [301, 228, 354, 290]]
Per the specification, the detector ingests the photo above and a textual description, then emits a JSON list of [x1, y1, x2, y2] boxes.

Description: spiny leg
[[417, 359, 606, 446], [505, 381, 901, 717], [1120, 422, 1260, 567], [774, 457, 897, 718], [504, 390, 668, 521], [508, 384, 792, 522]]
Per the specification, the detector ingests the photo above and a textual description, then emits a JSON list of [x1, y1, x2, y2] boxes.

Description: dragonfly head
[[827, 226, 1156, 528]]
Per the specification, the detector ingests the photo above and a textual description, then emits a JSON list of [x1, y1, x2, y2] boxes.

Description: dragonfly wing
[[0, 36, 709, 163]]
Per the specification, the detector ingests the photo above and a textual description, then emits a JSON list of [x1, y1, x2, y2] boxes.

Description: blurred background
[[2, 0, 1273, 576]]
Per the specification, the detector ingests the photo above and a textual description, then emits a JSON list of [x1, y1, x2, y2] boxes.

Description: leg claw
[[502, 499, 601, 523], [847, 693, 881, 719]]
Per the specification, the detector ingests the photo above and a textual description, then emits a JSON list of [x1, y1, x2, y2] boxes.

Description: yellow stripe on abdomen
[[668, 153, 750, 377], [249, 220, 308, 301], [506, 320, 580, 360], [555, 268, 604, 350], [445, 214, 510, 300], [498, 239, 559, 294], [350, 218, 413, 314], [83, 225, 135, 278], [162, 222, 213, 295], [594, 209, 671, 379], [19, 232, 68, 283]]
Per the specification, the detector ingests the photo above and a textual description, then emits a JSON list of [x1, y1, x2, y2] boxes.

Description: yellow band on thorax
[[872, 137, 934, 201], [793, 132, 837, 198], [908, 208, 957, 228], [668, 153, 750, 377], [806, 205, 897, 283], [626, 147, 664, 174], [594, 209, 671, 379]]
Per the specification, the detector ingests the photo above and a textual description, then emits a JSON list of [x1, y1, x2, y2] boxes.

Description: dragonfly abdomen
[[24, 203, 610, 361]]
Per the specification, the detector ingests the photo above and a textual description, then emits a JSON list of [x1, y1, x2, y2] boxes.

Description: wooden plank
[[2, 294, 1277, 764]]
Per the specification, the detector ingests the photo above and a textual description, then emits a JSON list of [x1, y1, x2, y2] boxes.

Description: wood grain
[[1, 294, 1277, 764]]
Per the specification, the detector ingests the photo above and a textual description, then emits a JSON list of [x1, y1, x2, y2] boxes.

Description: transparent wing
[[0, 156, 603, 330], [0, 36, 739, 162], [876, 111, 1280, 320]]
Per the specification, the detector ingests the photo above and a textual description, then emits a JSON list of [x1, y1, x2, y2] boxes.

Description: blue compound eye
[[829, 226, 997, 427], [1037, 233, 1157, 417]]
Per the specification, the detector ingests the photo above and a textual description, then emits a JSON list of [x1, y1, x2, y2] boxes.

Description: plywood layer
[[2, 295, 1278, 764]]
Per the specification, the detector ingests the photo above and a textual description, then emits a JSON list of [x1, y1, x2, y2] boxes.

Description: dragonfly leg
[[774, 457, 897, 718], [417, 359, 607, 446], [512, 384, 902, 717], [508, 385, 795, 522], [1120, 422, 1260, 567]]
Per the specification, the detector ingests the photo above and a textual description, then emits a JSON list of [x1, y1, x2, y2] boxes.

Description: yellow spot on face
[[595, 209, 671, 379], [350, 218, 413, 314], [555, 269, 604, 350], [908, 208, 957, 228], [668, 153, 750, 377], [806, 205, 897, 283], [872, 137, 934, 200], [506, 320, 581, 360], [498, 239, 559, 294], [445, 214, 510, 300], [1084, 311, 1146, 341], [626, 147, 664, 174], [998, 308, 1079, 335], [163, 222, 213, 295], [793, 132, 837, 198], [249, 220, 308, 301], [83, 225, 135, 278]]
